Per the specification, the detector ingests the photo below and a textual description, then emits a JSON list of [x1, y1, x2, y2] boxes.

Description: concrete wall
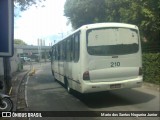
[[0, 48, 20, 76], [10, 48, 20, 73]]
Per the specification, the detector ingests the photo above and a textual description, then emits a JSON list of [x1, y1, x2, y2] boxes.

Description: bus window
[[70, 36, 74, 61], [52, 47, 56, 60], [87, 28, 139, 56], [59, 43, 62, 61], [74, 33, 80, 62], [58, 44, 60, 60], [62, 40, 66, 61], [66, 39, 70, 62], [59, 42, 65, 61], [55, 45, 58, 60]]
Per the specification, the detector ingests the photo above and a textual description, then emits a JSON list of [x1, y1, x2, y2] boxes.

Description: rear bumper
[[81, 76, 143, 93]]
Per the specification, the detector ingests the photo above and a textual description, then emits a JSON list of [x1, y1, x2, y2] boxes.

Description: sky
[[14, 0, 72, 46]]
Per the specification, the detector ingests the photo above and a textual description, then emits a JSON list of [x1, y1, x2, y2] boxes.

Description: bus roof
[[80, 22, 138, 30], [69, 22, 138, 38], [53, 22, 138, 46]]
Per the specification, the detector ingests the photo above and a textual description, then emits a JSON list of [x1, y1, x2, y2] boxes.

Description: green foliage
[[64, 0, 106, 29], [64, 0, 160, 46], [106, 0, 160, 44], [142, 41, 160, 53], [143, 53, 160, 84], [14, 0, 45, 11], [14, 39, 27, 45]]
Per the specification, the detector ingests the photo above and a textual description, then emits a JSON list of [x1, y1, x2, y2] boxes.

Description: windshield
[[87, 27, 139, 56]]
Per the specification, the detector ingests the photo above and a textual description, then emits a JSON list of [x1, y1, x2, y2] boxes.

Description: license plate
[[110, 84, 121, 89]]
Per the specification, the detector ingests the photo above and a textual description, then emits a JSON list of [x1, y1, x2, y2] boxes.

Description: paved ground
[[21, 63, 160, 120], [1, 62, 160, 120], [0, 64, 31, 120]]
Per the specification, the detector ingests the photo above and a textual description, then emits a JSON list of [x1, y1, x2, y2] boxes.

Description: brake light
[[83, 71, 90, 80], [139, 67, 143, 75]]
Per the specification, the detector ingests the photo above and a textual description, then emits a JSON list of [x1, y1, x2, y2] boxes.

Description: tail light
[[83, 71, 90, 80], [139, 67, 143, 75]]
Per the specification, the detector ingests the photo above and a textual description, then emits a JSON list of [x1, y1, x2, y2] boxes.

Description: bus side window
[[58, 44, 60, 60], [66, 39, 70, 62], [52, 47, 55, 60], [59, 43, 63, 61], [59, 44, 61, 61], [72, 35, 75, 61], [63, 40, 66, 61], [70, 36, 74, 61], [74, 33, 80, 62], [54, 46, 56, 60], [55, 46, 58, 60], [60, 41, 65, 61]]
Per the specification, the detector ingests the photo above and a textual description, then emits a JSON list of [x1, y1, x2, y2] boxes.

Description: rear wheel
[[52, 71, 57, 81], [53, 75, 57, 81], [51, 70, 54, 76], [65, 79, 72, 94]]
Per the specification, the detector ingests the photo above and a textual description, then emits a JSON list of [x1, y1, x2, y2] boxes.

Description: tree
[[14, 0, 45, 11], [105, 0, 160, 51], [64, 0, 106, 29], [14, 39, 27, 45], [1, 0, 43, 94], [64, 0, 160, 51]]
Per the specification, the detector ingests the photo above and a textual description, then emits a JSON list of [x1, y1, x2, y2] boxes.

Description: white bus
[[51, 23, 143, 94]]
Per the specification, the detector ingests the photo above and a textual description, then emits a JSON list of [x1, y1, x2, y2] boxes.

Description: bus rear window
[[87, 27, 139, 56]]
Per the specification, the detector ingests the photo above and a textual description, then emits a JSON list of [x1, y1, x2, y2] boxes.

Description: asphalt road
[[25, 63, 160, 120]]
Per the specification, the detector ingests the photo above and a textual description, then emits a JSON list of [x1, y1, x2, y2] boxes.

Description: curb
[[29, 67, 36, 76], [142, 82, 160, 92], [11, 70, 30, 111]]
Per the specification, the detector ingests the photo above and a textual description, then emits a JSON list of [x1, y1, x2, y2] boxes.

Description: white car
[[20, 57, 31, 62]]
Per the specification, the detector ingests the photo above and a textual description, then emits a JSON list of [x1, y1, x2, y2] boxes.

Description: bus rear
[[81, 23, 143, 93]]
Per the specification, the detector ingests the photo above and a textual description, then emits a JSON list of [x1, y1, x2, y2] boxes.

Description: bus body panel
[[80, 76, 143, 93], [51, 23, 143, 94], [58, 62, 65, 84], [87, 53, 142, 82]]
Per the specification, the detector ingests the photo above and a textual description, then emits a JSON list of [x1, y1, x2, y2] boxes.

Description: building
[[14, 44, 51, 59], [0, 44, 51, 76]]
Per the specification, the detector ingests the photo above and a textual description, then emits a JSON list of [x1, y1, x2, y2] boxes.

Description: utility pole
[[0, 0, 14, 94], [3, 57, 12, 94]]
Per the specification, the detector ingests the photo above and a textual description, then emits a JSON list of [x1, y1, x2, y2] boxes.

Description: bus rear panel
[[80, 24, 142, 93]]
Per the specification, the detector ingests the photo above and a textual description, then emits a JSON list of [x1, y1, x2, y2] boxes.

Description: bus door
[[51, 46, 55, 73], [65, 37, 73, 85], [54, 45, 60, 80], [58, 42, 65, 84]]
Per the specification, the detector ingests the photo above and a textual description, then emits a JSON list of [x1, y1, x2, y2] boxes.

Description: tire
[[53, 74, 58, 82], [0, 97, 13, 111], [66, 80, 72, 94], [51, 71, 57, 81], [51, 70, 54, 76]]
